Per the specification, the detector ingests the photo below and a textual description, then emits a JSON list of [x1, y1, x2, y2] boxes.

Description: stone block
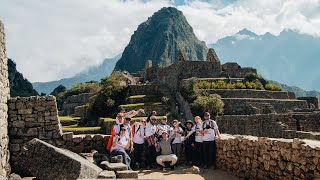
[[98, 170, 116, 179], [17, 109, 33, 115], [110, 155, 123, 163], [17, 138, 102, 179], [100, 161, 128, 171], [38, 131, 53, 140], [62, 132, 74, 141], [116, 170, 138, 179]]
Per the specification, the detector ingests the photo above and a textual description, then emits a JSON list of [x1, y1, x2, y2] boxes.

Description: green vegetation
[[120, 102, 162, 108], [193, 80, 281, 91], [58, 116, 80, 121], [244, 73, 269, 86], [128, 95, 157, 99], [190, 93, 224, 117], [50, 85, 67, 96], [62, 124, 101, 132]]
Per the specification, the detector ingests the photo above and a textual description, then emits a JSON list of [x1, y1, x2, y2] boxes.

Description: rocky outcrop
[[17, 138, 102, 180], [115, 7, 208, 73], [8, 58, 38, 97]]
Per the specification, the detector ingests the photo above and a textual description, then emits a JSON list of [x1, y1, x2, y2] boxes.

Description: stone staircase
[[99, 160, 138, 179]]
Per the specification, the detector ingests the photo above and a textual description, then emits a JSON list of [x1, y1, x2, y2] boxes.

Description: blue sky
[[0, 0, 319, 82]]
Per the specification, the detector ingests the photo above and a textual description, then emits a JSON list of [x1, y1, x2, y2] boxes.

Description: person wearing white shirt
[[202, 112, 220, 169], [156, 116, 171, 140], [170, 119, 183, 166], [111, 124, 132, 170], [132, 120, 146, 169], [145, 111, 158, 169]]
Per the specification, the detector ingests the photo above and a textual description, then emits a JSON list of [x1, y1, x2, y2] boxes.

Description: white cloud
[[0, 0, 319, 82]]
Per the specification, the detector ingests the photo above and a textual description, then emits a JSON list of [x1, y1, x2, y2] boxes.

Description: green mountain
[[114, 7, 208, 73], [270, 80, 320, 97], [32, 55, 119, 95], [8, 58, 38, 97]]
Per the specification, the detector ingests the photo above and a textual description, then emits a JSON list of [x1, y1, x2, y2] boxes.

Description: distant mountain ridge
[[32, 55, 120, 94], [115, 7, 208, 73], [270, 80, 320, 97], [210, 28, 320, 91]]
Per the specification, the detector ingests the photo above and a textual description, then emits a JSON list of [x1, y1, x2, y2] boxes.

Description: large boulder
[[17, 138, 102, 180]]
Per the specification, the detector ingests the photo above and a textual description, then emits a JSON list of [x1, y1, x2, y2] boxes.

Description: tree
[[190, 93, 224, 117], [50, 85, 67, 96]]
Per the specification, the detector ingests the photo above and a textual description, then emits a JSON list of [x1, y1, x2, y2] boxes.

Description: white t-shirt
[[145, 121, 156, 137], [114, 124, 131, 138], [111, 135, 129, 151], [115, 117, 124, 125], [157, 124, 171, 136], [133, 125, 145, 144], [202, 120, 218, 142], [170, 127, 183, 144], [192, 124, 204, 143]]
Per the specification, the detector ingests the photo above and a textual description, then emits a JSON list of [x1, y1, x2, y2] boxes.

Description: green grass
[[62, 124, 101, 131], [120, 102, 162, 107], [128, 95, 158, 99], [59, 116, 81, 121]]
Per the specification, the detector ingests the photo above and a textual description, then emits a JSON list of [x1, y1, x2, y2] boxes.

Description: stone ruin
[[1, 19, 320, 179]]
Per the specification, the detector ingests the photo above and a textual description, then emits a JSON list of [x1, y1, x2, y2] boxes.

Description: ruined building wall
[[217, 134, 320, 179], [0, 20, 10, 179], [7, 96, 110, 173]]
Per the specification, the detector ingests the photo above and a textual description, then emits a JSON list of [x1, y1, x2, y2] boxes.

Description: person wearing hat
[[170, 119, 184, 166], [114, 116, 133, 139], [132, 119, 146, 169], [202, 112, 220, 169], [111, 124, 133, 170], [155, 131, 177, 171], [145, 111, 158, 169], [183, 120, 195, 166], [156, 116, 171, 141]]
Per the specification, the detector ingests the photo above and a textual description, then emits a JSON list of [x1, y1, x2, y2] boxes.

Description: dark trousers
[[145, 144, 157, 166], [111, 149, 131, 169], [172, 143, 182, 163], [134, 143, 144, 164], [185, 143, 194, 163], [203, 141, 216, 167], [194, 142, 203, 165]]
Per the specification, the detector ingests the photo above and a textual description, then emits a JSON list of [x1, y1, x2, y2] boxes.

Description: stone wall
[[7, 96, 110, 173], [222, 98, 308, 115], [0, 20, 10, 179], [217, 134, 320, 179], [217, 114, 320, 141], [61, 93, 90, 116], [198, 89, 295, 99], [292, 112, 320, 132], [297, 97, 320, 110]]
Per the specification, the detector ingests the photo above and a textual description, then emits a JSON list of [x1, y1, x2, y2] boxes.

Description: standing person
[[115, 116, 133, 138], [183, 120, 195, 166], [185, 116, 203, 167], [170, 120, 183, 166], [111, 124, 132, 170], [155, 131, 177, 171], [132, 119, 146, 169], [157, 116, 171, 141], [202, 112, 220, 169], [145, 111, 158, 169]]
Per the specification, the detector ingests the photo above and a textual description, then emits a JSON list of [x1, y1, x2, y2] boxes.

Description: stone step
[[98, 170, 116, 179], [116, 170, 139, 179], [128, 95, 163, 104], [100, 161, 128, 171]]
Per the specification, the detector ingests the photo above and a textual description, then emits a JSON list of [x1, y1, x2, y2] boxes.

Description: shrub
[[234, 82, 246, 89], [265, 84, 282, 91], [244, 73, 269, 86], [190, 94, 224, 117]]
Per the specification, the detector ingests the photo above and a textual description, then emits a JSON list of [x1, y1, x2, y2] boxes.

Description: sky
[[0, 0, 320, 82]]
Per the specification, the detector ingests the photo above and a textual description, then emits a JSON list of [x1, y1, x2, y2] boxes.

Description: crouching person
[[111, 124, 132, 170], [155, 131, 177, 171]]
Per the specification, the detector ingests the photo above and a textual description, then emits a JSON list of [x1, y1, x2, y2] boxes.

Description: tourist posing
[[202, 112, 220, 169], [183, 120, 195, 166], [111, 124, 133, 170], [170, 120, 183, 166], [132, 119, 146, 169], [156, 116, 171, 141], [145, 111, 158, 169], [155, 131, 177, 171]]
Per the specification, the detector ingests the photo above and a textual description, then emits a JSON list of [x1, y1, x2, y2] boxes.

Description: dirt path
[[138, 166, 239, 180]]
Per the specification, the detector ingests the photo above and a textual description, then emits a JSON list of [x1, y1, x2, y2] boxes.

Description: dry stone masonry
[[0, 20, 10, 179], [217, 134, 320, 179]]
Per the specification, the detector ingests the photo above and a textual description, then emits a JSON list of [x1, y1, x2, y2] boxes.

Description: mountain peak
[[237, 28, 258, 37], [115, 7, 208, 73]]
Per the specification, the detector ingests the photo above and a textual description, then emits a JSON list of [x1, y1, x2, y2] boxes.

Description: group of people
[[107, 108, 220, 171]]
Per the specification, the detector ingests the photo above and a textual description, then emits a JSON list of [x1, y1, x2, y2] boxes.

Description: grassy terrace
[[59, 116, 81, 121], [221, 98, 305, 101], [128, 95, 158, 99], [120, 102, 163, 107], [62, 124, 101, 131]]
